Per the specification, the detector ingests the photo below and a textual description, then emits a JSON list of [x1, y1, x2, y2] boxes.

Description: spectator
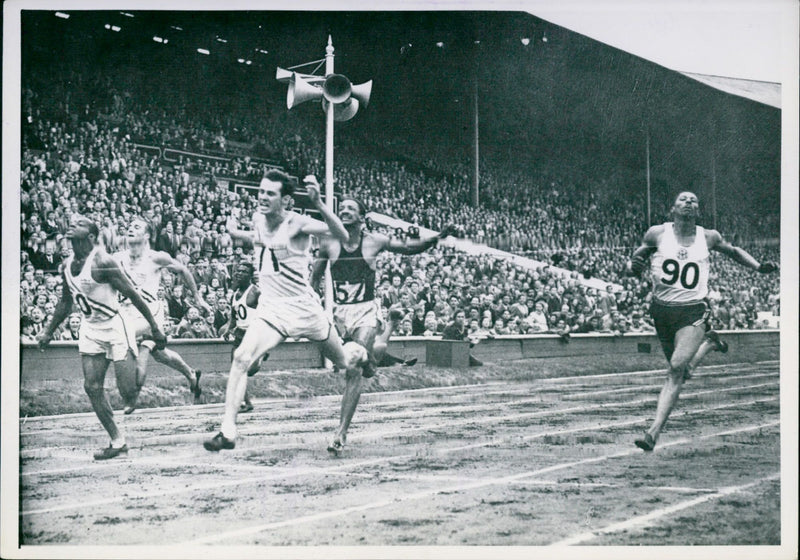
[[441, 310, 483, 367], [59, 313, 82, 340]]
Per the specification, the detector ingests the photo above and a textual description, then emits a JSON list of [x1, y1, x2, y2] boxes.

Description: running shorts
[[650, 299, 710, 361], [254, 295, 332, 342], [333, 300, 381, 341], [78, 314, 137, 361]]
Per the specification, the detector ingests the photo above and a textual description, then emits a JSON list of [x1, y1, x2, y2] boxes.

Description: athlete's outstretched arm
[[298, 176, 349, 242], [384, 225, 458, 255], [225, 215, 256, 246], [625, 226, 661, 276], [96, 254, 166, 347], [708, 230, 778, 273], [310, 240, 331, 292], [156, 251, 212, 315], [38, 269, 74, 348]]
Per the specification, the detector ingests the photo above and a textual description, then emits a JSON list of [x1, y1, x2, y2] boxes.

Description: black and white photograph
[[2, 0, 798, 558]]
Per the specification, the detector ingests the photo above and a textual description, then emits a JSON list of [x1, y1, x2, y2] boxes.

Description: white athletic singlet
[[252, 212, 316, 300], [115, 248, 162, 309], [651, 223, 709, 304], [63, 246, 120, 324], [231, 284, 258, 330]]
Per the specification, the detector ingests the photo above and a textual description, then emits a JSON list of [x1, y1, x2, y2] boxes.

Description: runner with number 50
[[218, 261, 267, 413]]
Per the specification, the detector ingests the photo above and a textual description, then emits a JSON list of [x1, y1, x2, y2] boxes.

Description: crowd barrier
[[20, 330, 779, 382]]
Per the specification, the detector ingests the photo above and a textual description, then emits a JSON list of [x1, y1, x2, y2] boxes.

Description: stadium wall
[[20, 330, 779, 382]]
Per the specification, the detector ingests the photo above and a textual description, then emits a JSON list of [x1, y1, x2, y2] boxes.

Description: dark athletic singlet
[[330, 233, 375, 305]]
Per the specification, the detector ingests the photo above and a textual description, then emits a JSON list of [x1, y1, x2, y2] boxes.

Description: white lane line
[[180, 422, 779, 545], [431, 396, 778, 455], [148, 395, 779, 475], [539, 361, 777, 383], [20, 384, 778, 478], [22, 376, 779, 454], [344, 381, 778, 444], [549, 473, 781, 546], [20, 398, 779, 516], [560, 371, 778, 399], [19, 364, 776, 445], [20, 360, 780, 424], [325, 472, 718, 493], [18, 382, 513, 424]]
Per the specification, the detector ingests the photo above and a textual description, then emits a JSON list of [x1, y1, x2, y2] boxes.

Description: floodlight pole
[[323, 36, 336, 319]]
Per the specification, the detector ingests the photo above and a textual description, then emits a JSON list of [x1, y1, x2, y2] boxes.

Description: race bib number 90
[[661, 259, 700, 289]]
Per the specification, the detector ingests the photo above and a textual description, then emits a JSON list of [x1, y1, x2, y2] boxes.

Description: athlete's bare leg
[[82, 354, 122, 443], [684, 339, 715, 379], [372, 309, 401, 365], [319, 326, 365, 373], [644, 325, 706, 444], [113, 350, 143, 414], [331, 326, 376, 451], [151, 347, 201, 394], [240, 356, 265, 412], [135, 344, 152, 388], [216, 322, 285, 442]]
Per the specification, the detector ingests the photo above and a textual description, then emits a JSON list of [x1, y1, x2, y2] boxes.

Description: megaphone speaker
[[322, 98, 360, 122], [322, 74, 353, 104], [288, 73, 323, 109], [350, 80, 372, 108]]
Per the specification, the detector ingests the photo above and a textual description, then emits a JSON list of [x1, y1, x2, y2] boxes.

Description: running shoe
[[123, 403, 137, 415], [191, 370, 202, 404], [634, 432, 656, 452], [239, 401, 254, 413], [327, 437, 345, 456], [706, 330, 729, 353], [403, 357, 418, 367], [204, 432, 235, 451], [93, 444, 128, 460]]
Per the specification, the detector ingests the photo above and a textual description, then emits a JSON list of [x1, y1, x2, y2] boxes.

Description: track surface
[[19, 360, 780, 547]]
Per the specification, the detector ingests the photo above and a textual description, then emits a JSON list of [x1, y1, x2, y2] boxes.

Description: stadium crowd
[[19, 67, 781, 344]]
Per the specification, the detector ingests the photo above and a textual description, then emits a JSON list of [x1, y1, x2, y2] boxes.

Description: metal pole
[[711, 154, 717, 230], [324, 36, 335, 317], [646, 130, 651, 227], [472, 72, 479, 207]]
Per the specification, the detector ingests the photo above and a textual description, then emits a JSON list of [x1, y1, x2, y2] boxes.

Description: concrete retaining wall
[[19, 330, 779, 381]]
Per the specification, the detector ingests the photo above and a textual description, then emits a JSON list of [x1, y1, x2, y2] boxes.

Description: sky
[[527, 0, 788, 84]]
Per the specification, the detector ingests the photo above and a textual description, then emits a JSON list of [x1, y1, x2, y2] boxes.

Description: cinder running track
[[18, 360, 780, 547]]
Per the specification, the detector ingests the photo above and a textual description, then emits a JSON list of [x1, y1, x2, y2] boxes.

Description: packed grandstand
[[18, 12, 781, 344]]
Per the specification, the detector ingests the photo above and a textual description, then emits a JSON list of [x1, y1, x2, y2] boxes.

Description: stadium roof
[[525, 0, 789, 109]]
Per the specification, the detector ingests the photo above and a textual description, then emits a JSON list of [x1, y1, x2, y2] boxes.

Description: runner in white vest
[[203, 171, 368, 452], [38, 215, 166, 460], [626, 191, 778, 451], [114, 218, 209, 412], [219, 260, 267, 413]]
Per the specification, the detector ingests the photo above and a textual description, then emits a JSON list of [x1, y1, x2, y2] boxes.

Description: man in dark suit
[[156, 222, 179, 257], [32, 240, 62, 274]]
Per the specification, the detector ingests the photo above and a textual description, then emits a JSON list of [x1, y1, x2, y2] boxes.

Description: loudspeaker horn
[[322, 98, 360, 122], [322, 74, 353, 104], [287, 72, 323, 109], [350, 80, 372, 108], [275, 67, 293, 83]]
